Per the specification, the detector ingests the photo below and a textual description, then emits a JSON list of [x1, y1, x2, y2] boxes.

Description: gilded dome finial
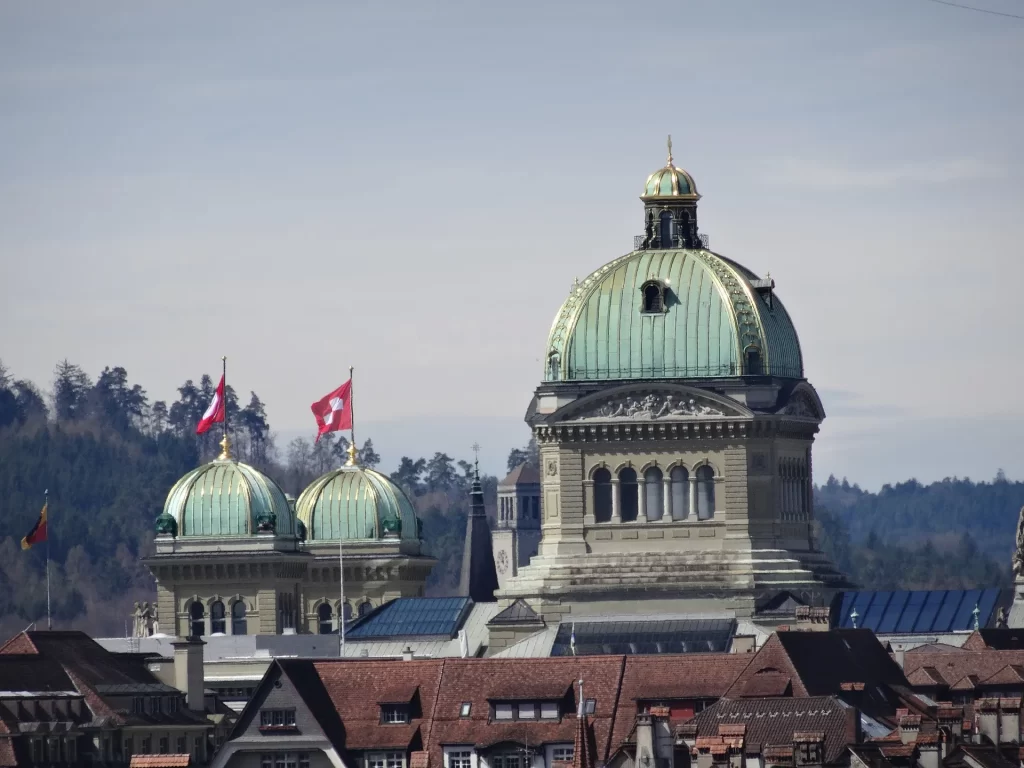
[[667, 134, 673, 166], [346, 442, 358, 467], [218, 435, 233, 461]]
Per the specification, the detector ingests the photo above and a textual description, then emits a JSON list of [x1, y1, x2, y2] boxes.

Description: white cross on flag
[[311, 380, 352, 442]]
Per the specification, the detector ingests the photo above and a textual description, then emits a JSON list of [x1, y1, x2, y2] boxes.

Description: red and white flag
[[312, 380, 352, 443], [196, 374, 226, 434]]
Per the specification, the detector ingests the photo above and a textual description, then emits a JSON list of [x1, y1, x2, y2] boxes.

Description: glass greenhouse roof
[[832, 589, 1010, 633]]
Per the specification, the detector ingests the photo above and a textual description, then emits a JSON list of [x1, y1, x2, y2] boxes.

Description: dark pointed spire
[[460, 447, 499, 603]]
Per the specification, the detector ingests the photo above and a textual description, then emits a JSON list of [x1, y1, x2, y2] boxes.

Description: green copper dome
[[545, 248, 803, 382], [295, 465, 419, 542], [161, 455, 294, 537]]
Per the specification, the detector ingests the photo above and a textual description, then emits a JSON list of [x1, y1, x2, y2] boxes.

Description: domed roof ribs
[[459, 451, 498, 603]]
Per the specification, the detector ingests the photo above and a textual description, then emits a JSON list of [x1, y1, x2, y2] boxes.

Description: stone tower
[[492, 463, 542, 589], [496, 139, 850, 620]]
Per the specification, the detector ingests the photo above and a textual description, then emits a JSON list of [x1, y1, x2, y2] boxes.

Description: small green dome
[[296, 465, 419, 542], [643, 163, 699, 200], [161, 457, 294, 537], [545, 248, 803, 382]]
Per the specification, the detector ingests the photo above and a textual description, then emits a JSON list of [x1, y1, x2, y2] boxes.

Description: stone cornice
[[535, 415, 819, 444]]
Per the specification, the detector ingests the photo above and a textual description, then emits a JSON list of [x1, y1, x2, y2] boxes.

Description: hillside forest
[[0, 359, 1020, 637]]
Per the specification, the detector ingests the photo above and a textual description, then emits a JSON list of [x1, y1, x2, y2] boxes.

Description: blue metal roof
[[550, 618, 736, 656], [832, 589, 1010, 633], [345, 597, 472, 640]]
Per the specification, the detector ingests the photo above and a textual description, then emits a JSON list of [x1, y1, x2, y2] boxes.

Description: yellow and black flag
[[21, 503, 47, 550]]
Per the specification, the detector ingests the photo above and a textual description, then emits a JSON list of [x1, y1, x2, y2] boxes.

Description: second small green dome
[[296, 466, 419, 542]]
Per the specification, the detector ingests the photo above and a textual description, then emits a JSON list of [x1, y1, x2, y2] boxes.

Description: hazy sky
[[2, 1, 1022, 488]]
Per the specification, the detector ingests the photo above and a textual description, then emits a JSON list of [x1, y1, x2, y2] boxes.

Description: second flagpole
[[339, 365, 354, 657], [45, 488, 51, 630]]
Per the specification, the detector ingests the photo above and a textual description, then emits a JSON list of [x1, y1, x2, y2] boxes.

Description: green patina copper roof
[[163, 459, 294, 537], [295, 466, 419, 542], [545, 248, 803, 382]]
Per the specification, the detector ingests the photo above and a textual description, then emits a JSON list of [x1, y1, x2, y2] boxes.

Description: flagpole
[[45, 488, 51, 630], [340, 365, 353, 658], [222, 355, 228, 446]]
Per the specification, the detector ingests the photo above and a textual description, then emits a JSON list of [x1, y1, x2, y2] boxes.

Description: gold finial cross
[[667, 134, 673, 165], [472, 443, 481, 472]]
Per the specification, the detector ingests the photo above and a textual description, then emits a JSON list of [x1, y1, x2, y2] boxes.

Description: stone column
[[689, 477, 698, 520], [583, 480, 595, 526], [662, 478, 671, 522], [637, 479, 647, 523], [611, 479, 621, 523]]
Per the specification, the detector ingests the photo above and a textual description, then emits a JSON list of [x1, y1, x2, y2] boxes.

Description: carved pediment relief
[[553, 385, 750, 423], [781, 391, 822, 420]]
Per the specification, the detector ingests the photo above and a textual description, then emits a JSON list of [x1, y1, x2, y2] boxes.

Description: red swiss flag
[[196, 374, 226, 434], [311, 380, 352, 443]]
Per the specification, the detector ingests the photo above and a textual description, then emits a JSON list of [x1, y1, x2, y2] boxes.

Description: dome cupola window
[[318, 603, 333, 634], [210, 600, 226, 634], [640, 280, 667, 314], [189, 602, 205, 637], [745, 345, 763, 375], [231, 600, 247, 635]]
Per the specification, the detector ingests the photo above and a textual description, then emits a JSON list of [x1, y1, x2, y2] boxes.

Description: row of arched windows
[[591, 465, 716, 523], [317, 601, 372, 634], [780, 457, 810, 521], [189, 600, 246, 637]]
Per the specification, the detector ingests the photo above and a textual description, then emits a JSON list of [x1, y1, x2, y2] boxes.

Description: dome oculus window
[[640, 280, 666, 314]]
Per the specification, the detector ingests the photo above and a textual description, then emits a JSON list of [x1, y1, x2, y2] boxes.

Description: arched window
[[644, 467, 664, 521], [210, 601, 226, 634], [593, 468, 612, 523], [189, 602, 204, 638], [548, 352, 560, 382], [318, 603, 333, 635], [746, 347, 763, 375], [619, 468, 638, 522], [696, 466, 716, 520], [358, 601, 373, 617], [670, 467, 689, 520], [640, 280, 666, 314], [343, 602, 353, 622], [659, 210, 674, 247], [231, 601, 247, 635]]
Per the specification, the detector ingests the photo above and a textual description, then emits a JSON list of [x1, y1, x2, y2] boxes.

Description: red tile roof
[[904, 648, 1024, 690], [430, 657, 624, 767], [612, 654, 751, 750], [313, 659, 445, 751]]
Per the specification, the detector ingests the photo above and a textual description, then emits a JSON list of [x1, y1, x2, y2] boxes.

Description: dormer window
[[640, 281, 666, 314], [381, 704, 410, 724]]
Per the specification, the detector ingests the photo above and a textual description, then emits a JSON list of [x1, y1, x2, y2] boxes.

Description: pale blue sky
[[1, 1, 1022, 488]]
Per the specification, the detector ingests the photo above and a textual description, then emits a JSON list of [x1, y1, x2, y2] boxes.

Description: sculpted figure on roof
[[1014, 505, 1024, 580]]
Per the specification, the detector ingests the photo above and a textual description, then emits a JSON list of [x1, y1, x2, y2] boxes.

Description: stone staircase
[[499, 547, 850, 600]]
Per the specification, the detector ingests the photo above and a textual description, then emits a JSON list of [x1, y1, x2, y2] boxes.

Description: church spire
[[459, 444, 499, 603]]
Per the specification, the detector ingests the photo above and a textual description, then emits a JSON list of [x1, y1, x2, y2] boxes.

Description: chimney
[[402, 646, 415, 661], [171, 636, 205, 712], [459, 459, 499, 602], [636, 713, 655, 767]]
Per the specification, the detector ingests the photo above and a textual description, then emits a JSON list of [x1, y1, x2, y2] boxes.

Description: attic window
[[381, 705, 410, 724], [640, 281, 666, 314], [460, 702, 472, 717], [585, 699, 596, 715]]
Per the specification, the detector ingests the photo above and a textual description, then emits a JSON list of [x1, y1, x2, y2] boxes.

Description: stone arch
[[638, 459, 661, 474], [664, 459, 690, 473], [612, 460, 634, 475], [691, 458, 720, 476], [587, 461, 610, 480]]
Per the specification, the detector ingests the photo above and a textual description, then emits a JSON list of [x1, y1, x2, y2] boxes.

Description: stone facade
[[497, 369, 847, 617], [145, 535, 433, 637], [492, 464, 542, 589]]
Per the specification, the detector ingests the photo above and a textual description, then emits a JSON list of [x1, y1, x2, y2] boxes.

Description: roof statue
[[1014, 505, 1024, 580]]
